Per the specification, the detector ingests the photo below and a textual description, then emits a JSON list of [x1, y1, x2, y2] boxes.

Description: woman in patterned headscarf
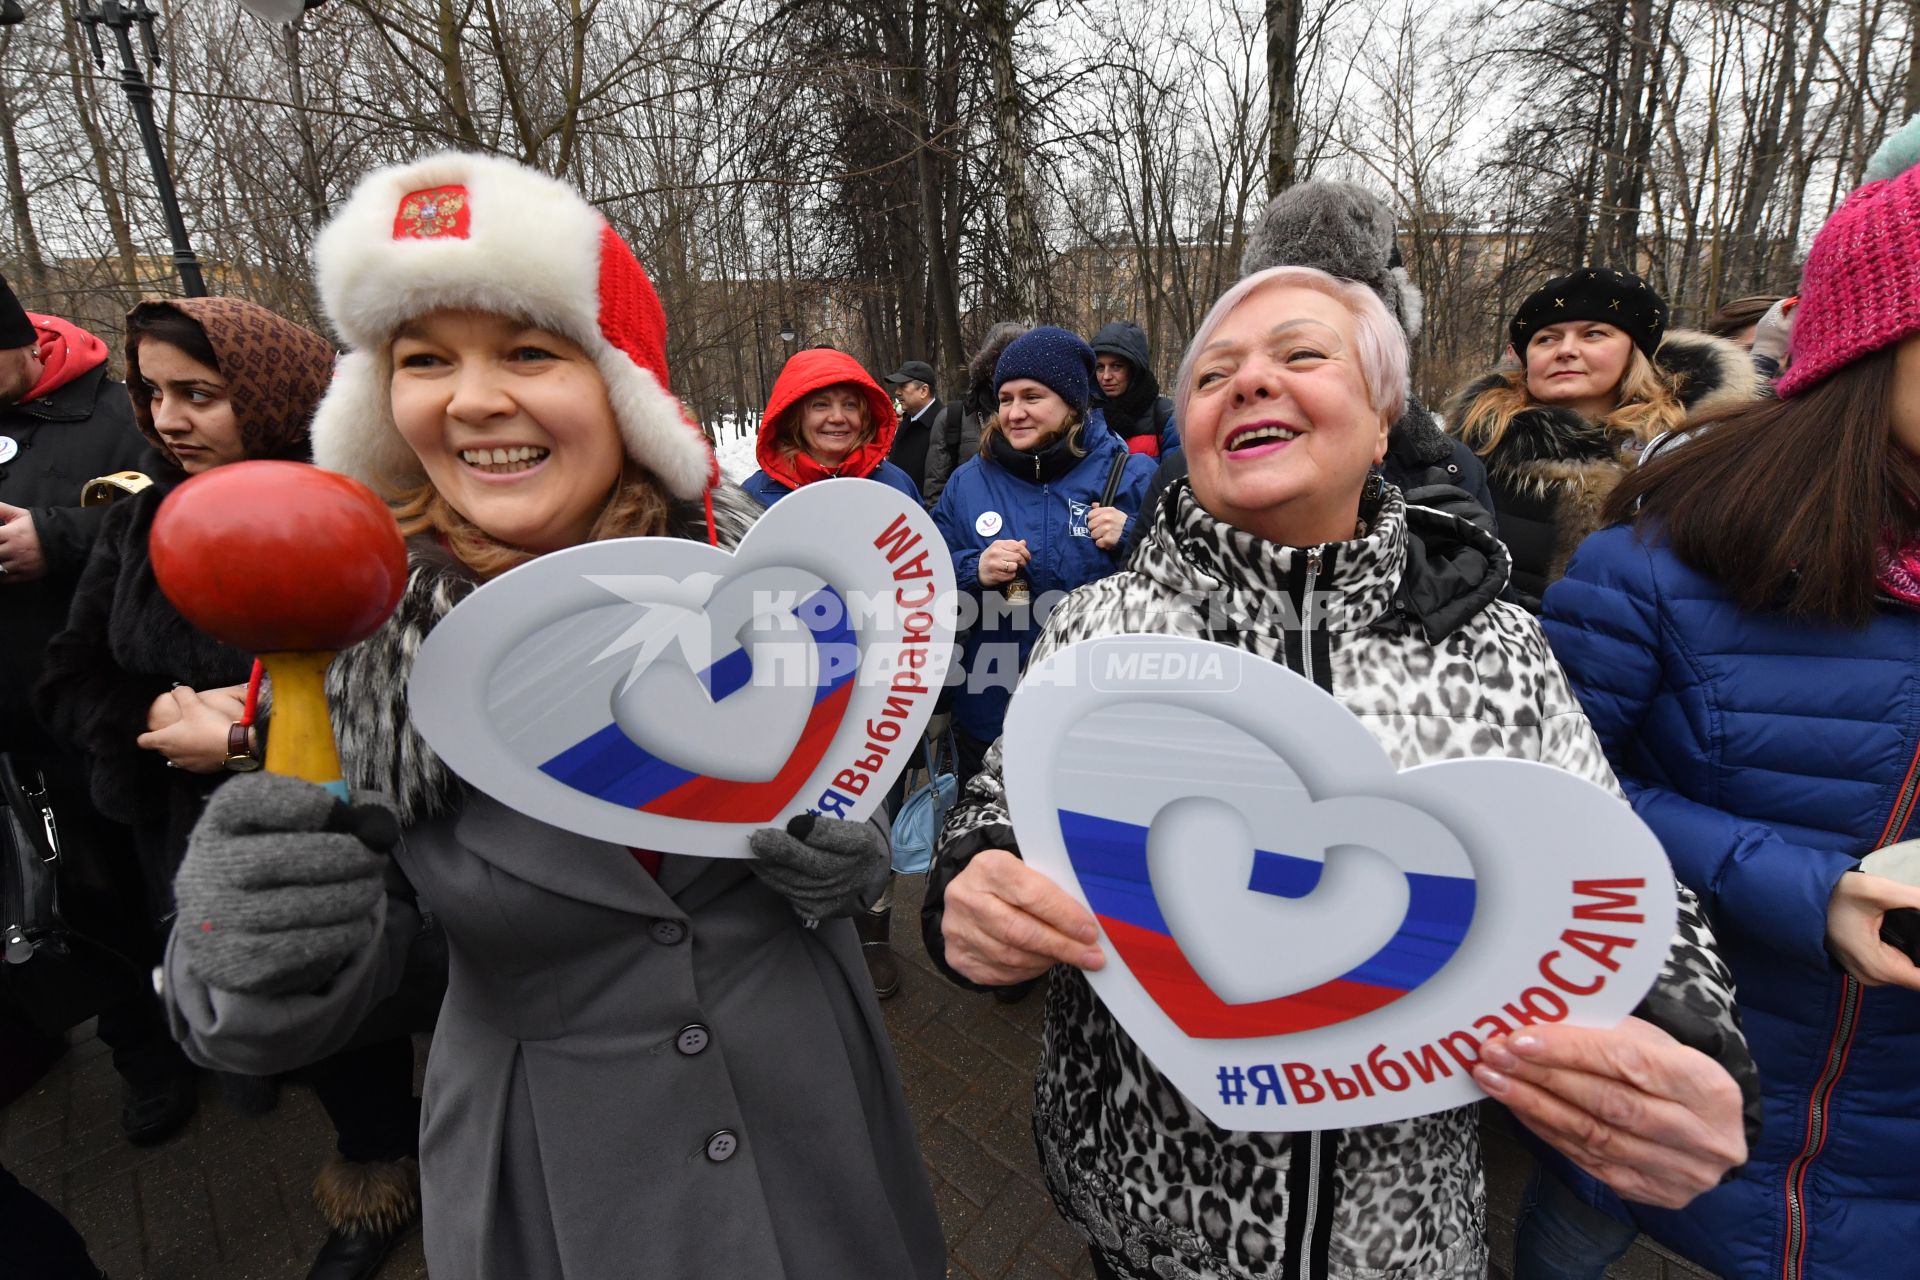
[[36, 298, 427, 1280]]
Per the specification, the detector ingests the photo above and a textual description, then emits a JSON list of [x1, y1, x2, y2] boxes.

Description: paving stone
[[0, 1114, 67, 1165], [954, 1178, 1059, 1276], [920, 1115, 1021, 1209], [1026, 1202, 1094, 1272], [65, 1173, 142, 1256]]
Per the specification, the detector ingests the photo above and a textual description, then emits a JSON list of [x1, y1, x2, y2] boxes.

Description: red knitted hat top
[[1778, 114, 1920, 398]]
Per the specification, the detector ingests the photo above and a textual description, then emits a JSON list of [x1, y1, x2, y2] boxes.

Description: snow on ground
[[708, 413, 760, 484]]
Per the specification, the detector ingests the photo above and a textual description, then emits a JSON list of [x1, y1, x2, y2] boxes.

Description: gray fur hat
[[1239, 180, 1423, 341]]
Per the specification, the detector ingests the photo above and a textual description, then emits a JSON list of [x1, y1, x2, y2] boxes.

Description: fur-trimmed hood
[[324, 483, 762, 826]]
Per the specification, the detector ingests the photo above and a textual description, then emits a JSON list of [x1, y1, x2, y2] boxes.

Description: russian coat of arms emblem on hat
[[393, 185, 471, 240]]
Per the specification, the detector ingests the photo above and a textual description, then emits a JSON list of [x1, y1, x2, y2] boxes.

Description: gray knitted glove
[[173, 773, 399, 996], [747, 813, 890, 924]]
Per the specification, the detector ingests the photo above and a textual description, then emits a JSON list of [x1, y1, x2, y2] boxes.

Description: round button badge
[[0, 436, 18, 465], [975, 510, 1003, 538]]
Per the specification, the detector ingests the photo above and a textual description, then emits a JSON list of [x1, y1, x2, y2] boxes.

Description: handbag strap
[[921, 732, 940, 782]]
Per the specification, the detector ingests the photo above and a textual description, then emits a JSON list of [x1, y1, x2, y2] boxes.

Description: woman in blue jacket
[[1533, 119, 1920, 1280], [932, 326, 1154, 784]]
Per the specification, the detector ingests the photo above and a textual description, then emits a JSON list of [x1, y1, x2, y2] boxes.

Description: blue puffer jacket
[[931, 411, 1155, 744], [1541, 522, 1920, 1280]]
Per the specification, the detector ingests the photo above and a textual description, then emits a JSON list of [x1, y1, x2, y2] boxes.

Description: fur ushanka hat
[[1241, 180, 1424, 342], [308, 151, 716, 500]]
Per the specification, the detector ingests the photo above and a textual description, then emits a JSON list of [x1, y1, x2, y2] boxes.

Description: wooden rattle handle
[[258, 651, 348, 800]]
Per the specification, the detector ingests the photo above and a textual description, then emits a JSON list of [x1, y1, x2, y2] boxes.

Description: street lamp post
[[238, 0, 330, 227], [76, 0, 206, 297]]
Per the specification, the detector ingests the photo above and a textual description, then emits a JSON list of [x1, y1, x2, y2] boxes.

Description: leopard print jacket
[[926, 481, 1754, 1280]]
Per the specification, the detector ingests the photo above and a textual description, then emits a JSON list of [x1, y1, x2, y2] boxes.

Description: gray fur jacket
[[921, 480, 1757, 1280]]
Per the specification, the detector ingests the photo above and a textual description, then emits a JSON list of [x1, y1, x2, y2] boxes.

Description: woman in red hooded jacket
[[741, 348, 920, 998], [742, 348, 922, 507]]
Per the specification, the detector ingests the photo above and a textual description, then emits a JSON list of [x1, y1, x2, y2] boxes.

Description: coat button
[[705, 1129, 739, 1162], [650, 919, 686, 945], [676, 1024, 710, 1055]]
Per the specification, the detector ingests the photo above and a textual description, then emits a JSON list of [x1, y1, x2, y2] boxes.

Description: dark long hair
[[1606, 346, 1914, 625], [126, 305, 219, 373]]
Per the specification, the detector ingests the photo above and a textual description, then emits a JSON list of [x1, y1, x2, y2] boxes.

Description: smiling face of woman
[[1183, 283, 1389, 547], [137, 339, 245, 475], [997, 378, 1073, 450], [389, 309, 625, 554], [795, 384, 872, 468], [1524, 320, 1635, 418]]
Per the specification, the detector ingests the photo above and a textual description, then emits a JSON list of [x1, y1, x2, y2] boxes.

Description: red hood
[[25, 315, 109, 400], [756, 348, 898, 489]]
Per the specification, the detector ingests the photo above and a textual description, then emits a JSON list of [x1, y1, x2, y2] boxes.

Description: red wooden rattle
[[149, 460, 408, 797]]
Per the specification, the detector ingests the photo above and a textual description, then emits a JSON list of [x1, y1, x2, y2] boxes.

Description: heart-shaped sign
[[409, 479, 954, 857], [1003, 635, 1676, 1130]]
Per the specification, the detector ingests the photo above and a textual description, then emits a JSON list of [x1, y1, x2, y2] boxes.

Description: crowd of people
[[1, 111, 1917, 1280]]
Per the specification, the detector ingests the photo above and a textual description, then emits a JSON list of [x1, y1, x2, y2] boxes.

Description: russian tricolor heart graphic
[[1002, 635, 1677, 1130], [408, 479, 953, 857], [1060, 799, 1475, 1039]]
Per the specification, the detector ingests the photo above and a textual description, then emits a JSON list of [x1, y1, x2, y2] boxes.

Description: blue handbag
[[890, 732, 958, 875]]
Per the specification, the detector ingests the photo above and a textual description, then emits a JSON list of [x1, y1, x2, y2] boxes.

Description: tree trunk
[[979, 0, 1046, 318], [1908, 0, 1920, 118], [0, 33, 47, 289], [1266, 0, 1303, 197], [436, 0, 484, 149]]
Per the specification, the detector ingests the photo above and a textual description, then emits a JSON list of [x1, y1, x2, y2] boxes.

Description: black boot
[[306, 1155, 419, 1280], [119, 1066, 198, 1147], [855, 902, 901, 1000]]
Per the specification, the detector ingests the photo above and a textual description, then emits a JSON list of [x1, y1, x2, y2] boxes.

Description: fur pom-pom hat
[[308, 151, 717, 500], [1240, 180, 1424, 342], [1778, 113, 1920, 398]]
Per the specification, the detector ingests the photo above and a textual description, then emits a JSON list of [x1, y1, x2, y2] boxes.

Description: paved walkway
[[2, 875, 1712, 1278]]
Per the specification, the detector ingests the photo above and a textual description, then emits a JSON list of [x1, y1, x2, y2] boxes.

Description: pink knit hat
[[1778, 115, 1920, 398]]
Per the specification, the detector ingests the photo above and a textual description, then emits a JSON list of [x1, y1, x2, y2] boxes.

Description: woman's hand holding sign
[[943, 849, 1106, 985], [1474, 1017, 1746, 1208]]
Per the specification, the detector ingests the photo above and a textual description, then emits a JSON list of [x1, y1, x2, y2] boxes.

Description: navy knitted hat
[[994, 326, 1095, 413]]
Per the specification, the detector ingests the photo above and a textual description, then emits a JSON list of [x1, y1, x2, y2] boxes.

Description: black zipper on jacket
[[1778, 735, 1920, 1278], [1780, 977, 1861, 1280], [1278, 544, 1337, 1279]]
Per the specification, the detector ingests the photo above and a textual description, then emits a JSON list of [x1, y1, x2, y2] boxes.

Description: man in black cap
[[0, 274, 186, 1145], [882, 358, 945, 507]]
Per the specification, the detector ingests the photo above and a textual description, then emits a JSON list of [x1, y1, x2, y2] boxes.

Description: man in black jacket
[[883, 359, 942, 506], [1089, 320, 1178, 459], [0, 284, 152, 741], [0, 276, 188, 1145]]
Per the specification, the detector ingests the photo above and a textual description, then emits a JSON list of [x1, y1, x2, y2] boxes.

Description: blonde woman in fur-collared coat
[[1449, 268, 1759, 610]]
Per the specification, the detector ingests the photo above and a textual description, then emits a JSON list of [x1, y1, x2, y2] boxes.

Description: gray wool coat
[[163, 488, 946, 1279]]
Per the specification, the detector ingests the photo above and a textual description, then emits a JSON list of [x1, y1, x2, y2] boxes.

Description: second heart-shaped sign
[[1002, 635, 1677, 1131], [409, 479, 954, 857]]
